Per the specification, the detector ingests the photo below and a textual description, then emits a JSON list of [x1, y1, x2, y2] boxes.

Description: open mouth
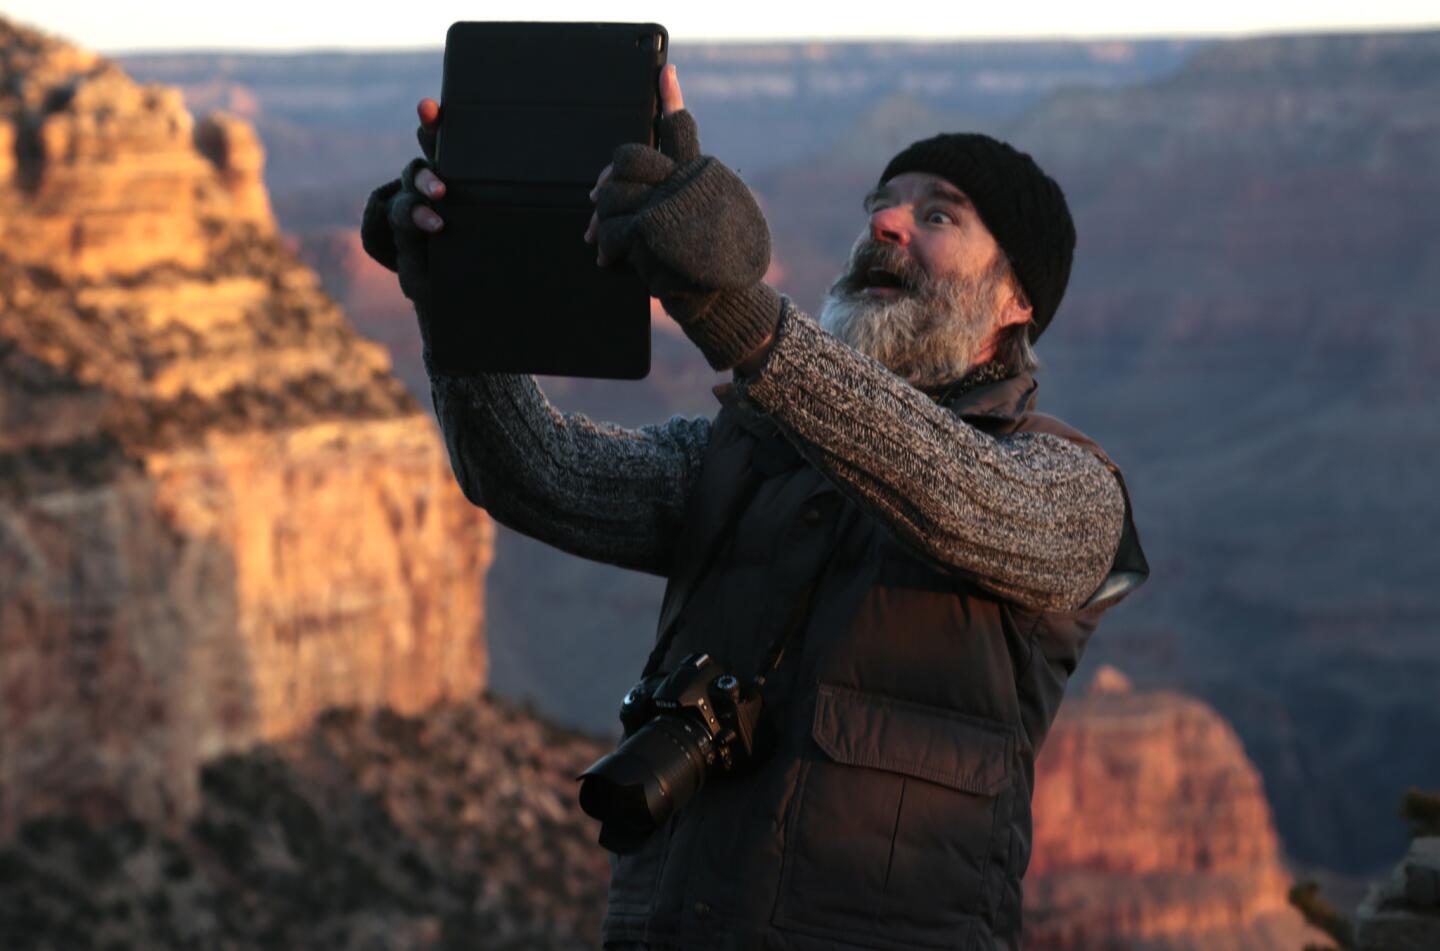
[[863, 267, 904, 289], [833, 242, 920, 298], [858, 267, 908, 296]]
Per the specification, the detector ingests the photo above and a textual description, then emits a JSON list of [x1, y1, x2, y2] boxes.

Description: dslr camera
[[577, 653, 767, 853]]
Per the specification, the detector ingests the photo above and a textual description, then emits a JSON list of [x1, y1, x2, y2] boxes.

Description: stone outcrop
[[0, 694, 612, 950], [0, 16, 493, 837], [1024, 667, 1327, 950], [1355, 836, 1440, 951], [0, 29, 269, 277], [292, 228, 427, 398]]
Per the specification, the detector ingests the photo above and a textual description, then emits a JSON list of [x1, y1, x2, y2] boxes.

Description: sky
[[4, 1, 1438, 52]]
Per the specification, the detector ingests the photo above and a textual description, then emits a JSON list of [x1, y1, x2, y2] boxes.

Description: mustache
[[832, 239, 927, 296]]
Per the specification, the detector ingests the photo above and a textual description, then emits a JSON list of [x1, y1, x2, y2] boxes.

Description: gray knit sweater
[[427, 296, 1125, 613]]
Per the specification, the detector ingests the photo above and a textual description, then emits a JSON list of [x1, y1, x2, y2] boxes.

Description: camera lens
[[577, 714, 714, 853]]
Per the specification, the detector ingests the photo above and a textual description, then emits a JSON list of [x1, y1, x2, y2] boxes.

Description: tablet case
[[428, 21, 668, 379]]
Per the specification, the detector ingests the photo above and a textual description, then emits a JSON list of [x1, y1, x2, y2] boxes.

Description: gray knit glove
[[359, 123, 438, 356], [594, 110, 782, 371]]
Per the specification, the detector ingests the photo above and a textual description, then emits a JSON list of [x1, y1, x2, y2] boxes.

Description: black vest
[[601, 371, 1148, 951]]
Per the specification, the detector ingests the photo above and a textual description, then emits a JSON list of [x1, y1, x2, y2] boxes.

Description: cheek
[[914, 235, 966, 281], [929, 232, 995, 282]]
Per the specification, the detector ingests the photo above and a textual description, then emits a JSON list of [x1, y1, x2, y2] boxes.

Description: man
[[362, 64, 1146, 951]]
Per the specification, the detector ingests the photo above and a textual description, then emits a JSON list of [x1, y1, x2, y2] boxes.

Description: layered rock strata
[[0, 16, 493, 836], [1025, 667, 1326, 950]]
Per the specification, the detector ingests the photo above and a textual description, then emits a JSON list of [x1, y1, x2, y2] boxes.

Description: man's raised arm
[[587, 69, 1124, 611], [360, 95, 710, 578], [731, 299, 1125, 613], [425, 370, 709, 578]]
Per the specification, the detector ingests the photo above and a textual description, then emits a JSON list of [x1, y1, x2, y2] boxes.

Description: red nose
[[869, 206, 910, 246]]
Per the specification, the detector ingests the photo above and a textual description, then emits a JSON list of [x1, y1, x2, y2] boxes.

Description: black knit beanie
[[879, 133, 1075, 341]]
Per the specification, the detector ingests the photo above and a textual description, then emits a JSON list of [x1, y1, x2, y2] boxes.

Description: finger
[[584, 163, 614, 246], [597, 213, 639, 267], [585, 210, 610, 264], [400, 155, 432, 193], [390, 190, 440, 234], [411, 203, 444, 233], [588, 162, 614, 201], [416, 127, 437, 163], [594, 180, 652, 219], [415, 166, 445, 199], [416, 99, 440, 163], [659, 64, 684, 117], [589, 212, 610, 265], [611, 142, 675, 185], [656, 109, 700, 165]]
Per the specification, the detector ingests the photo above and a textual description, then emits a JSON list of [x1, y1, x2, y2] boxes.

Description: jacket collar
[[932, 370, 1038, 422]]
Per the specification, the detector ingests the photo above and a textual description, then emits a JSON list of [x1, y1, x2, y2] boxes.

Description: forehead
[[864, 171, 972, 210]]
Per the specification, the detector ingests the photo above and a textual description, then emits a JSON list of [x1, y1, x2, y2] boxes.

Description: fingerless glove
[[594, 111, 782, 371]]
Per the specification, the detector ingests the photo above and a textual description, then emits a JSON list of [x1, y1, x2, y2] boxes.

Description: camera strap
[[642, 464, 766, 680], [642, 463, 845, 684], [752, 537, 843, 687]]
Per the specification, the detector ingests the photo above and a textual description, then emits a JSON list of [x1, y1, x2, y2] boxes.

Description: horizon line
[[95, 21, 1440, 57]]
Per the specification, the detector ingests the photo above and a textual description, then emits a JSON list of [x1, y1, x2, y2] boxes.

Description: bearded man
[[362, 64, 1147, 951]]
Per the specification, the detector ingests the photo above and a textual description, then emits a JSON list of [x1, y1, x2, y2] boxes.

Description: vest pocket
[[773, 684, 1016, 948]]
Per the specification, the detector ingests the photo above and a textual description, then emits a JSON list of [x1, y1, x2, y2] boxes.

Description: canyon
[[2, 12, 1431, 948], [153, 28, 1440, 879], [0, 16, 492, 838]]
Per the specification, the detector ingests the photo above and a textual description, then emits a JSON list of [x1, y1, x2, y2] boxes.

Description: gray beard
[[819, 251, 1010, 390]]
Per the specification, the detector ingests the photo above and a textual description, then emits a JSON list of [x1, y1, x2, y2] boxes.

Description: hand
[[358, 98, 449, 304], [582, 65, 689, 264], [410, 98, 447, 229], [584, 65, 781, 371]]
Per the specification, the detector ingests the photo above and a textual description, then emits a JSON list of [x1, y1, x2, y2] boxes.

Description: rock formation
[[1355, 836, 1440, 951], [1025, 666, 1327, 950], [0, 16, 493, 837], [0, 694, 612, 950], [292, 228, 426, 398]]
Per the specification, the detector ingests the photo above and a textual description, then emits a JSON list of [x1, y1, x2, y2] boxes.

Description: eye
[[925, 208, 956, 225]]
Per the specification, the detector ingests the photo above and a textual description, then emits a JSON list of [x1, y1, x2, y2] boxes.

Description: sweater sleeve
[[731, 297, 1126, 613], [426, 369, 711, 578]]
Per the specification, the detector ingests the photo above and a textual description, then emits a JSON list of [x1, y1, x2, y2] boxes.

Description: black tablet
[[427, 21, 668, 380]]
